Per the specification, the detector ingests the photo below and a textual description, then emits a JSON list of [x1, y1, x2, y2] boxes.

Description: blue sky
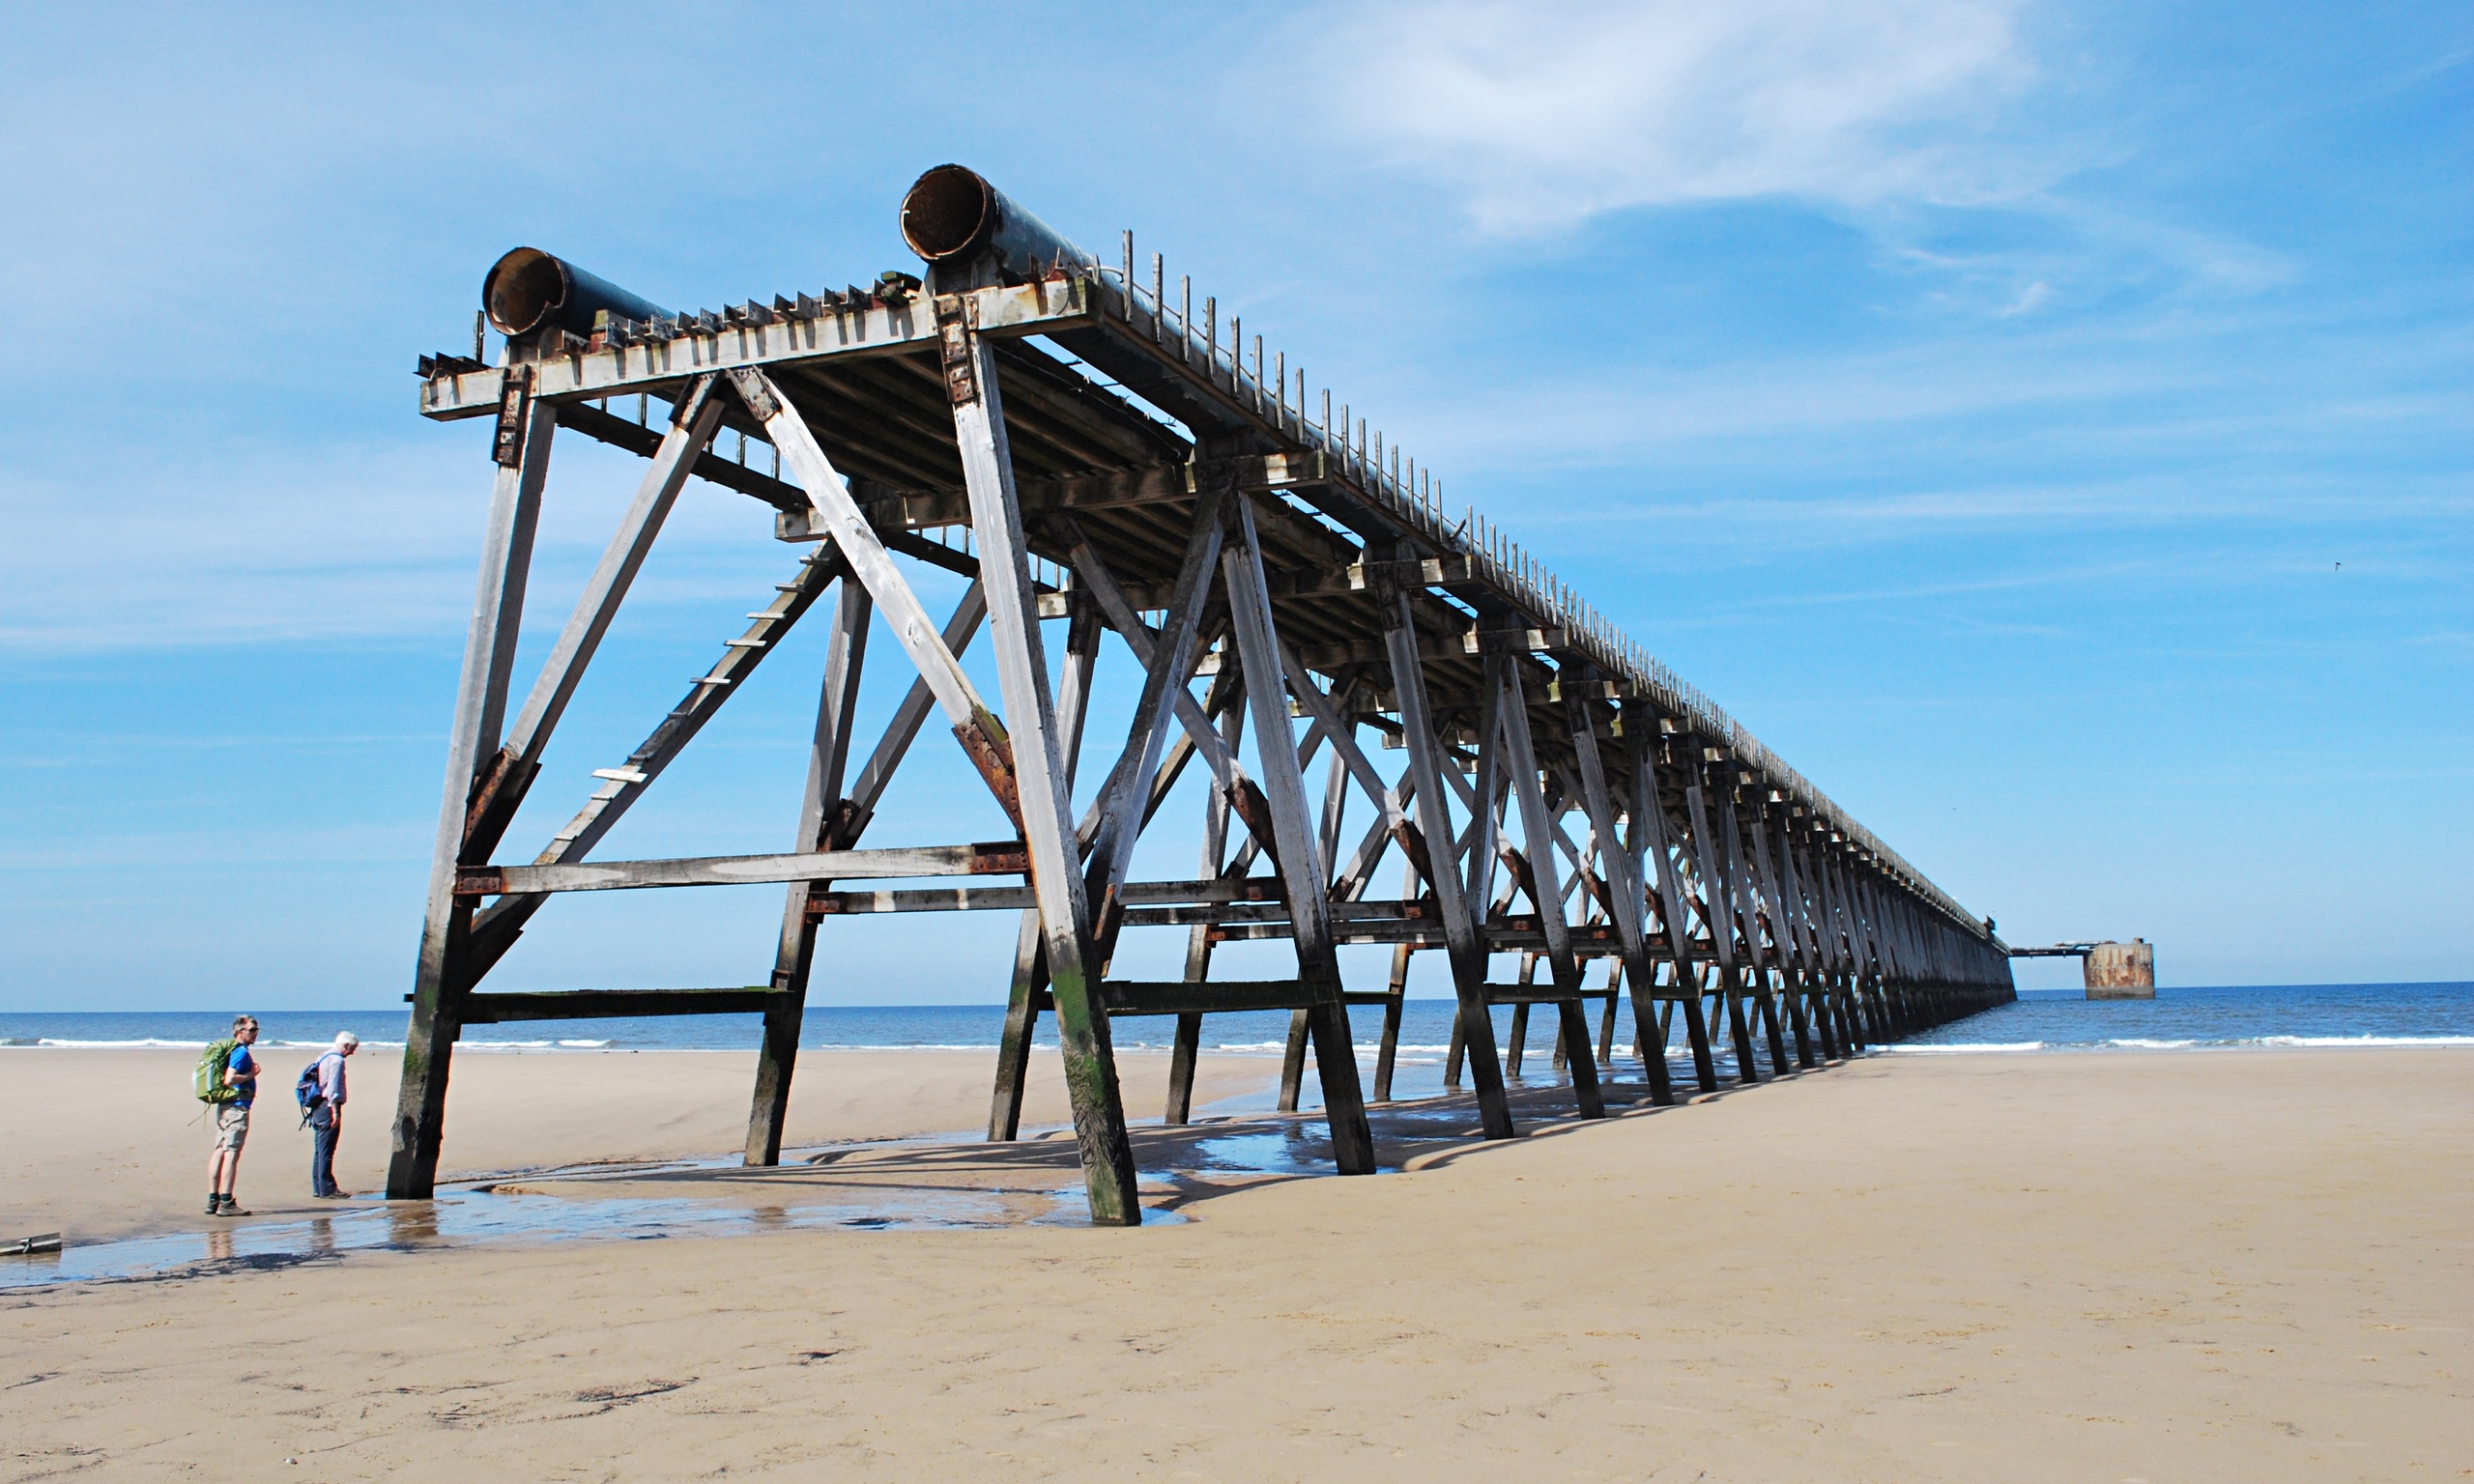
[[2, 1, 2465, 1010]]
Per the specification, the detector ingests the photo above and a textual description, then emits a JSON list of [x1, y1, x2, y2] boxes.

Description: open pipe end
[[900, 164, 996, 263], [483, 246, 567, 337]]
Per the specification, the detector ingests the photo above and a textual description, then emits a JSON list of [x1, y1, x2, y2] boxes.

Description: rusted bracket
[[951, 705, 1025, 834], [672, 370, 721, 427], [491, 364, 533, 467], [797, 841, 1028, 917], [1388, 817, 1438, 897], [1501, 843, 1541, 915], [1224, 777, 1286, 884], [460, 745, 533, 864], [813, 796, 867, 853], [1347, 555, 1478, 590], [1088, 882, 1130, 967], [933, 294, 979, 406]]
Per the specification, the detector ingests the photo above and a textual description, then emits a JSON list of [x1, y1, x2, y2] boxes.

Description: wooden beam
[[1565, 678, 1676, 1105], [1482, 985, 1614, 1007], [388, 398, 553, 1202], [989, 593, 1103, 1144], [1099, 979, 1340, 1016], [1683, 769, 1762, 1084], [1377, 566, 1514, 1140], [463, 987, 777, 1023], [1166, 691, 1243, 1127], [462, 382, 729, 871], [938, 277, 1138, 1226], [1492, 643, 1603, 1119], [734, 366, 1019, 821], [1719, 786, 1794, 1075], [1625, 711, 1719, 1093], [1063, 494, 1226, 943], [1743, 795, 1817, 1070], [418, 276, 1099, 419], [844, 584, 990, 821], [464, 545, 850, 976], [1372, 856, 1419, 1102], [1066, 517, 1259, 808], [461, 842, 1029, 896], [747, 574, 870, 1165], [1223, 494, 1377, 1175]]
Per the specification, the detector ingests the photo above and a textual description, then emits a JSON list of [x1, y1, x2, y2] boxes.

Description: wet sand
[[2, 1047, 2467, 1480], [0, 1046, 1273, 1241]]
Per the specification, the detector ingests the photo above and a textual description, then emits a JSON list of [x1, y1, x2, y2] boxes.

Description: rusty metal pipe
[[482, 246, 669, 339], [900, 165, 1095, 283]]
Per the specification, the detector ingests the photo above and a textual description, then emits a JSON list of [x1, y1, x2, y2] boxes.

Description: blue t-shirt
[[226, 1044, 257, 1108]]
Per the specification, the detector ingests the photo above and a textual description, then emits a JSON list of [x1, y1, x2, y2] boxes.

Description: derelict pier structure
[[391, 167, 2017, 1223]]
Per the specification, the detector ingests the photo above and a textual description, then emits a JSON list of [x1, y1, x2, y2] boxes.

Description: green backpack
[[195, 1039, 240, 1104]]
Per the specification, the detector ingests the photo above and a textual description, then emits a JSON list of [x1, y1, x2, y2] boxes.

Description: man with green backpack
[[195, 1015, 260, 1217]]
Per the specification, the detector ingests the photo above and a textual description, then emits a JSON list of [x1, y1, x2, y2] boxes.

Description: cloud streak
[[1295, 0, 2037, 232], [0, 435, 791, 654]]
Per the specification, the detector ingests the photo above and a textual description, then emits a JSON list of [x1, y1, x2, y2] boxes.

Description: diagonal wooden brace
[[729, 365, 1025, 834]]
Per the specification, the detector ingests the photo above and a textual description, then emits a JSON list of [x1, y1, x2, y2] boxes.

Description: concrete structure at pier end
[[2084, 940, 2157, 999]]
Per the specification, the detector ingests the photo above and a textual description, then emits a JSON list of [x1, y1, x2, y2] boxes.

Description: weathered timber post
[[1222, 495, 1377, 1172], [1827, 841, 1869, 1050], [1682, 753, 1761, 1083], [1372, 856, 1418, 1102], [1625, 710, 1720, 1093], [1165, 683, 1242, 1125], [1769, 809, 1834, 1061], [933, 279, 1141, 1223], [746, 575, 870, 1164], [983, 601, 1103, 1140], [1717, 784, 1794, 1074], [1743, 796, 1817, 1069], [1375, 563, 1514, 1139], [388, 400, 552, 1200], [1491, 643, 1604, 1117], [1571, 685, 1676, 1104]]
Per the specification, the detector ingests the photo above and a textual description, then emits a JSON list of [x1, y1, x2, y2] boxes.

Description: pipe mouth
[[483, 247, 568, 336], [900, 165, 996, 263]]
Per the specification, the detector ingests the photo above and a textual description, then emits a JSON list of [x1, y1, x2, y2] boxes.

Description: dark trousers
[[309, 1105, 340, 1196]]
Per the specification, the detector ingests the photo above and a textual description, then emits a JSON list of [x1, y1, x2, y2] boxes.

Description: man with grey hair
[[307, 1032, 359, 1199]]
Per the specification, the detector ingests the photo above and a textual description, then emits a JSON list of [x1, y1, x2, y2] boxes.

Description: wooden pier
[[390, 166, 2017, 1223]]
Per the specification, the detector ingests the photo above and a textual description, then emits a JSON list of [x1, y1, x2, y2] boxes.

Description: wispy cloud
[[1290, 0, 2038, 233], [0, 435, 789, 654]]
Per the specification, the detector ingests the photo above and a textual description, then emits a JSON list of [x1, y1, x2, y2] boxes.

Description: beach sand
[[3, 1046, 2466, 1480]]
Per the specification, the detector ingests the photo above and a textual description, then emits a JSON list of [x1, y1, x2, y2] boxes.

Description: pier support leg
[[1223, 496, 1375, 1172], [1506, 976, 1532, 1077], [1373, 923, 1413, 1101], [988, 917, 1046, 1141], [936, 292, 1138, 1222], [389, 404, 551, 1200], [748, 576, 870, 1164], [1278, 1012, 1311, 1111], [1494, 646, 1602, 1119], [1379, 568, 1513, 1139], [1722, 977, 1761, 1082], [1165, 687, 1241, 1126], [1623, 717, 1716, 1096]]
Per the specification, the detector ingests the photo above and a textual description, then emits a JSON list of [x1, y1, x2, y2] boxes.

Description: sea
[[6, 983, 2468, 1064]]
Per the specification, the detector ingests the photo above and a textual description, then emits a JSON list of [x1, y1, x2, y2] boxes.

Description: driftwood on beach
[[391, 166, 2016, 1223]]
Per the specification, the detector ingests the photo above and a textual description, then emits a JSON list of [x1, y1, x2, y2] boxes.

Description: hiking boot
[[214, 1196, 250, 1217], [206, 1193, 221, 1216]]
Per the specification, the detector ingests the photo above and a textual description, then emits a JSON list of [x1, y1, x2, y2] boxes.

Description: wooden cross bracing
[[392, 172, 2017, 1223]]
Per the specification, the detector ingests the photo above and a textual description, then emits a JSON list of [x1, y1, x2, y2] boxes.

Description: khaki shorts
[[212, 1103, 250, 1151]]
